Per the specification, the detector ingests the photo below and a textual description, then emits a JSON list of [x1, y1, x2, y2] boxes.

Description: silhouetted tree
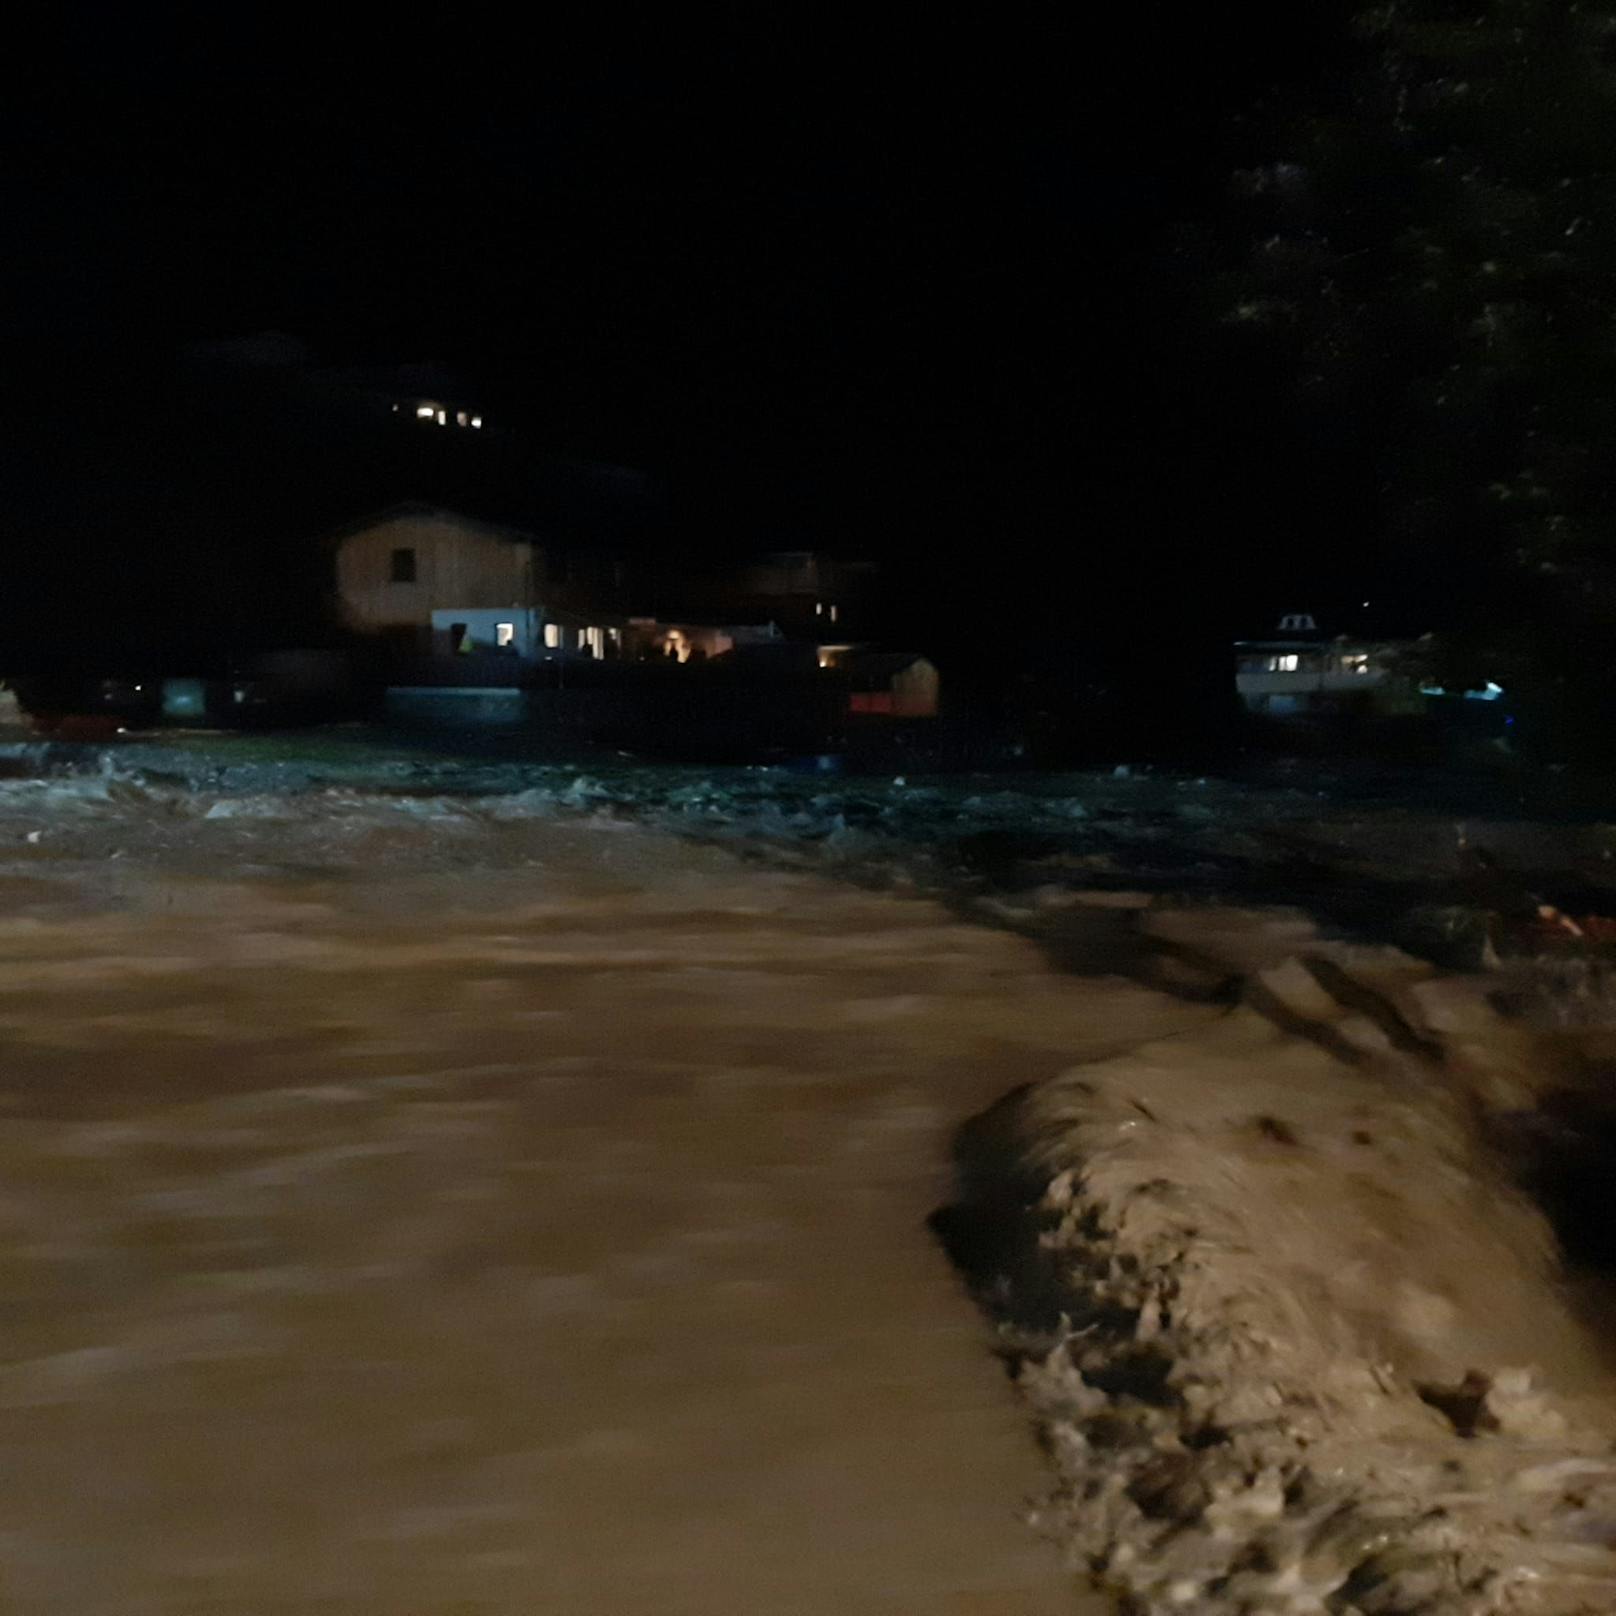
[[1219, 0, 1616, 752]]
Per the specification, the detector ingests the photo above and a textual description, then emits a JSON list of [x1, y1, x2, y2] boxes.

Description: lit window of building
[[456, 410, 469, 427], [828, 604, 839, 623], [543, 623, 561, 650], [436, 409, 447, 425], [1342, 653, 1370, 674], [415, 403, 435, 420], [471, 415, 483, 429], [1268, 654, 1299, 673], [496, 622, 515, 648]]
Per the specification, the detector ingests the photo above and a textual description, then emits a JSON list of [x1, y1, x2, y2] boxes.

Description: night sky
[[9, 5, 1353, 686]]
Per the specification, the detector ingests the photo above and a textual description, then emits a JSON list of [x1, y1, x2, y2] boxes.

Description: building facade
[[334, 506, 537, 643], [1234, 614, 1417, 716]]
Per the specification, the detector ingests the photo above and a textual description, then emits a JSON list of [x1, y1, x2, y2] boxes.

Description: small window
[[390, 547, 417, 583], [543, 622, 561, 650], [471, 415, 483, 429], [496, 622, 515, 648], [415, 403, 435, 420], [1268, 654, 1299, 673], [456, 410, 469, 427]]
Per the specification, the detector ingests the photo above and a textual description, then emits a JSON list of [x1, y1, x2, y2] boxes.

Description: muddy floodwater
[[0, 771, 1226, 1614], [9, 747, 1616, 1614]]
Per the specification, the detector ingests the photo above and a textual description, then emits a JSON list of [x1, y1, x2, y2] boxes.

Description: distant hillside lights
[[406, 401, 483, 429]]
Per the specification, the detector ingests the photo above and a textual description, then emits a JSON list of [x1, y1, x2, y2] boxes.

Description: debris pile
[[945, 911, 1616, 1614]]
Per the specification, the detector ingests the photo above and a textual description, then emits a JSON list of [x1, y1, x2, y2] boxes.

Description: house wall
[[891, 659, 940, 718], [335, 513, 537, 633], [428, 608, 543, 658], [846, 658, 940, 719]]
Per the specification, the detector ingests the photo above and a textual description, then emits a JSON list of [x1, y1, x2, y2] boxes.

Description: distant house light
[[1268, 654, 1299, 673], [543, 622, 561, 650], [436, 409, 447, 425], [815, 602, 823, 616], [415, 403, 435, 419], [456, 410, 469, 427], [828, 603, 839, 623], [496, 621, 515, 648], [471, 415, 483, 429]]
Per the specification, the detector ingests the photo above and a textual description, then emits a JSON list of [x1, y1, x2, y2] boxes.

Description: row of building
[[328, 503, 941, 719]]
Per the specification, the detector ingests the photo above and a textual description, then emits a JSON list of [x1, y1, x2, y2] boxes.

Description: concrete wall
[[384, 686, 527, 725], [336, 512, 537, 633]]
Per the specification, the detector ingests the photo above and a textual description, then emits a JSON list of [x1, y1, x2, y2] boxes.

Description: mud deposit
[[942, 909, 1616, 1614]]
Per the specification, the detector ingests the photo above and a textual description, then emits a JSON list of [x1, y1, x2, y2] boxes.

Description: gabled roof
[[838, 651, 935, 682], [318, 502, 541, 550], [312, 361, 477, 402]]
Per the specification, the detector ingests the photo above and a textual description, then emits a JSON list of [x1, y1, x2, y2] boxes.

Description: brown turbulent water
[[0, 777, 1207, 1613], [6, 760, 1616, 1614]]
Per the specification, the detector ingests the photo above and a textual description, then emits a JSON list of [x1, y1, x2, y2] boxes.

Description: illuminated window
[[496, 622, 515, 648], [415, 403, 435, 419], [1342, 654, 1370, 674], [456, 410, 469, 427], [390, 547, 417, 583], [543, 623, 561, 650], [435, 409, 447, 425], [828, 604, 839, 623], [815, 602, 823, 616], [1268, 654, 1299, 673], [471, 415, 483, 429], [583, 626, 605, 658]]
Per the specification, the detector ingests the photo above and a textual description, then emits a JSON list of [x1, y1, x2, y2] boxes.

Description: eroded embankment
[[938, 908, 1616, 1615]]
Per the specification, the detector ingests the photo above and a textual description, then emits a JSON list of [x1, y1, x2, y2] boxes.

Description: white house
[[1234, 613, 1414, 716], [331, 505, 626, 660]]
